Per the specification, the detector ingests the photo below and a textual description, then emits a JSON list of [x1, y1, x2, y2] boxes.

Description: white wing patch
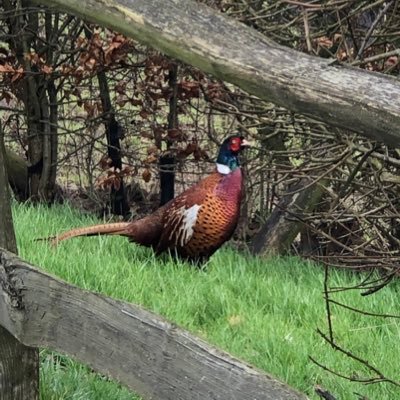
[[168, 204, 201, 247]]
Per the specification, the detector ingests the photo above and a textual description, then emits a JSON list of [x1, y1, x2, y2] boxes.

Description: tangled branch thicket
[[214, 0, 400, 273]]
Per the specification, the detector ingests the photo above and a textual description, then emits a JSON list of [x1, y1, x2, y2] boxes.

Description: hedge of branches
[[205, 0, 400, 272]]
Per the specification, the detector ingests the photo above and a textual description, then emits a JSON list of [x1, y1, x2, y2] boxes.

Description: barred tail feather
[[42, 222, 133, 246]]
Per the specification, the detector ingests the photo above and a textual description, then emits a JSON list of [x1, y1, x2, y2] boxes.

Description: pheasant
[[47, 135, 251, 263]]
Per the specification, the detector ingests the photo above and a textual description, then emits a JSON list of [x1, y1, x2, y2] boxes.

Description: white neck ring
[[216, 163, 231, 175]]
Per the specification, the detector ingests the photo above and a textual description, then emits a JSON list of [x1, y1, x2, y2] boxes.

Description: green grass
[[13, 203, 400, 399], [40, 351, 137, 400]]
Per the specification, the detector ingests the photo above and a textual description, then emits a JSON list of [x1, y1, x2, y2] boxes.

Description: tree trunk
[[159, 62, 178, 206], [87, 27, 129, 217], [0, 122, 39, 400], [4, 0, 58, 203], [32, 0, 400, 148], [250, 179, 326, 256], [97, 70, 129, 216], [0, 138, 18, 254], [5, 148, 29, 201]]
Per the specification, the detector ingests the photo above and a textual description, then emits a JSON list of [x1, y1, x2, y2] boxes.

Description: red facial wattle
[[230, 138, 241, 152]]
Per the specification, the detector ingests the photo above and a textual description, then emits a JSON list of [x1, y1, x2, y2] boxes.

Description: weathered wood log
[[33, 0, 400, 147], [250, 179, 325, 256], [0, 123, 39, 400], [0, 248, 307, 400]]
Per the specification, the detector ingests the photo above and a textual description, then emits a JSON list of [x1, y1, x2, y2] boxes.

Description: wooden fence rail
[[0, 248, 306, 400]]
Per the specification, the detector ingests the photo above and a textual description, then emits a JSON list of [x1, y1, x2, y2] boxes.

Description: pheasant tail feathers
[[48, 222, 132, 246]]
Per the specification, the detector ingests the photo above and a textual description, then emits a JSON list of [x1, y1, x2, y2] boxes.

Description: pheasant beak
[[241, 139, 254, 148]]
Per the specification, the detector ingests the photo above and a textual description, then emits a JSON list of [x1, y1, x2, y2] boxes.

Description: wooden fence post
[[0, 122, 39, 399]]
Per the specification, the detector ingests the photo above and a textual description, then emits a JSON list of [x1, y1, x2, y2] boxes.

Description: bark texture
[[97, 69, 129, 216], [4, 0, 58, 202], [5, 148, 29, 201], [0, 126, 17, 253], [159, 62, 178, 206], [0, 123, 39, 400]]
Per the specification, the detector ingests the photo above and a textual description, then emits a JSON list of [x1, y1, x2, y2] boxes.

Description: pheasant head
[[216, 135, 251, 174]]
